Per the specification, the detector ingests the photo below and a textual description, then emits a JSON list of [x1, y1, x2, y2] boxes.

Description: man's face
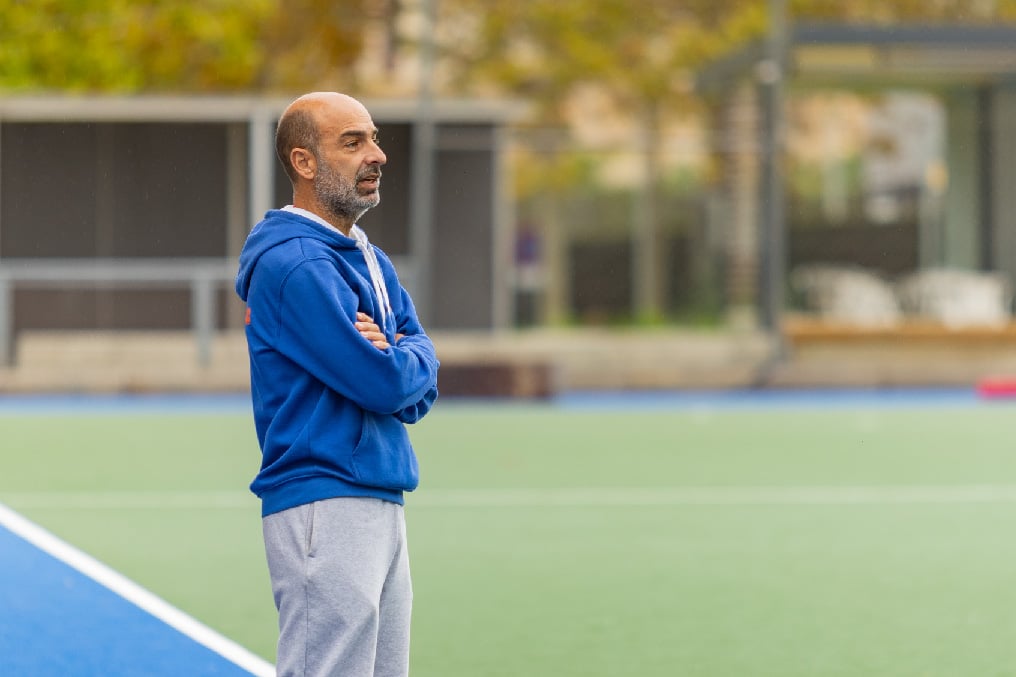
[[313, 107, 387, 223], [314, 154, 382, 223]]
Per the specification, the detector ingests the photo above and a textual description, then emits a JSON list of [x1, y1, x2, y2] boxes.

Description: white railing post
[[191, 274, 216, 367]]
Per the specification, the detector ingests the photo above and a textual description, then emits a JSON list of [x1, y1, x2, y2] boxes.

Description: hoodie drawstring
[[350, 225, 393, 334]]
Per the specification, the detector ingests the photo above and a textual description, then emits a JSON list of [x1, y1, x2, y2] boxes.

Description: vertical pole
[[633, 102, 662, 322], [95, 125, 116, 328], [491, 123, 514, 329], [977, 86, 994, 271], [541, 186, 569, 325], [191, 275, 214, 367], [249, 106, 275, 230], [759, 0, 788, 336], [226, 123, 248, 255], [409, 0, 437, 323], [226, 122, 248, 331]]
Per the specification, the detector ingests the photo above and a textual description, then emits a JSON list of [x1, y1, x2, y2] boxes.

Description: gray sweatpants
[[263, 497, 413, 677]]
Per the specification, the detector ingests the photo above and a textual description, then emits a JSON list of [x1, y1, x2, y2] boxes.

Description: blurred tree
[[441, 0, 768, 321], [0, 1, 268, 91], [253, 0, 384, 91], [0, 0, 389, 92], [438, 0, 1016, 321]]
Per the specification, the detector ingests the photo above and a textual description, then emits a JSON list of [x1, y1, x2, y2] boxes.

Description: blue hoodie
[[235, 209, 439, 517]]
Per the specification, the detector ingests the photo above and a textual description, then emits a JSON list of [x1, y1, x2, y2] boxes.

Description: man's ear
[[290, 148, 316, 179]]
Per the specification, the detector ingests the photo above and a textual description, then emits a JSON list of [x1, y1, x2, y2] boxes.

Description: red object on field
[[977, 377, 1016, 398]]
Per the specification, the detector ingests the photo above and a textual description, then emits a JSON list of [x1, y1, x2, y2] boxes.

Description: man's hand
[[356, 312, 390, 350]]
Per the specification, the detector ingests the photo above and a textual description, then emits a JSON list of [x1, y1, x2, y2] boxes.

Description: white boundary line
[[410, 485, 1016, 507], [0, 490, 255, 510], [0, 502, 275, 677], [9, 485, 1016, 510]]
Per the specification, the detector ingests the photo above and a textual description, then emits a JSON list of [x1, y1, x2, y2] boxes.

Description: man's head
[[275, 92, 387, 232]]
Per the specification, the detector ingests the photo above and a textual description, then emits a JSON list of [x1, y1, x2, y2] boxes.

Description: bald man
[[235, 92, 440, 676]]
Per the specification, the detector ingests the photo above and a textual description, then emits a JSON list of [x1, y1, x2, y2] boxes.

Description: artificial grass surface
[[3, 399, 1016, 676]]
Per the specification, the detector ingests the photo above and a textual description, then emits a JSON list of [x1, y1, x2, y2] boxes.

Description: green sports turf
[[3, 400, 1016, 676]]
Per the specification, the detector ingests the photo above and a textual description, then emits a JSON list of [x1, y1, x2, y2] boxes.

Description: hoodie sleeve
[[274, 256, 439, 415], [391, 283, 440, 424]]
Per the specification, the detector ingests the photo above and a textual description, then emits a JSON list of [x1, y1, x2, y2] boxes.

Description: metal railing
[[0, 258, 238, 367]]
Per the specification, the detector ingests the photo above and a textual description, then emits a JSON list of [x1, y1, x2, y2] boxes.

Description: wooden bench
[[783, 316, 1016, 347], [774, 315, 1016, 387], [436, 361, 556, 399]]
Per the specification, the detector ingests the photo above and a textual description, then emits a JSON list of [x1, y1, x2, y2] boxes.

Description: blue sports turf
[[0, 507, 271, 676]]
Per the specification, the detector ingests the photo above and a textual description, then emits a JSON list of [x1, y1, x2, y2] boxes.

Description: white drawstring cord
[[350, 225, 393, 333]]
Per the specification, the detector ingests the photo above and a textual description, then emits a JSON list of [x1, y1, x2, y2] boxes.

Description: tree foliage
[[251, 0, 381, 91], [440, 0, 1016, 116], [435, 0, 1016, 320], [442, 0, 759, 119], [7, 1, 1015, 96], [0, 0, 380, 93]]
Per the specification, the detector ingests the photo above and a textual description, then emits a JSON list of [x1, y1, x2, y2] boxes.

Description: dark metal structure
[[697, 21, 1016, 329], [0, 95, 523, 362]]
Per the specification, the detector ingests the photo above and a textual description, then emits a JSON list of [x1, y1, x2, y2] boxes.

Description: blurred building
[[0, 95, 522, 372], [698, 22, 1016, 329]]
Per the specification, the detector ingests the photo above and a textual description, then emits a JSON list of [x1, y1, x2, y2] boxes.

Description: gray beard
[[315, 163, 381, 223]]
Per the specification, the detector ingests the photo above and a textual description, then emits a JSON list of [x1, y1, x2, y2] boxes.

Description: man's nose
[[368, 142, 387, 166]]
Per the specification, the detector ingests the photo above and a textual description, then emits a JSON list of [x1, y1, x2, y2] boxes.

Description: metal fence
[[0, 258, 237, 367]]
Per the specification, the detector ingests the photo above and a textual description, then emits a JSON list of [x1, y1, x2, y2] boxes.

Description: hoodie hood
[[235, 209, 357, 302]]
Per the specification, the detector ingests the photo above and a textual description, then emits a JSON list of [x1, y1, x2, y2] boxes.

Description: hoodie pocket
[[351, 412, 420, 492]]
